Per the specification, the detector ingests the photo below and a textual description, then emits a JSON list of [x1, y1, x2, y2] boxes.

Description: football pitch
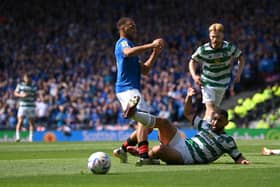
[[0, 140, 279, 187]]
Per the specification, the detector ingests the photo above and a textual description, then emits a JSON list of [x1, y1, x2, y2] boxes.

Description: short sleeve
[[15, 84, 20, 93], [193, 115, 203, 130], [120, 40, 131, 57], [222, 136, 242, 159], [191, 47, 202, 62], [232, 45, 242, 58]]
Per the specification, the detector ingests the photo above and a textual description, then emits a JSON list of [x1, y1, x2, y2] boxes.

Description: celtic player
[[123, 87, 250, 165], [14, 73, 37, 142], [189, 23, 245, 122]]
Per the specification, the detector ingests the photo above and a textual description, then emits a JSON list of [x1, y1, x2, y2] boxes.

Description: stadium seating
[[228, 84, 280, 128], [0, 0, 279, 130]]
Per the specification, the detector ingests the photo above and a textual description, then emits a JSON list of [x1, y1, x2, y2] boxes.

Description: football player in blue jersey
[[113, 17, 164, 165]]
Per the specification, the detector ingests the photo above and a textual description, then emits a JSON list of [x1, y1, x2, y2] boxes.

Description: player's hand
[[234, 74, 241, 83], [193, 75, 202, 86], [235, 155, 251, 164], [152, 38, 165, 49], [21, 93, 28, 97], [153, 45, 163, 54], [187, 87, 196, 97], [240, 159, 251, 164]]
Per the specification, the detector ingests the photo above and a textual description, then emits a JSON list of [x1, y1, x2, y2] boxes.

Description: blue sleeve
[[118, 39, 131, 58]]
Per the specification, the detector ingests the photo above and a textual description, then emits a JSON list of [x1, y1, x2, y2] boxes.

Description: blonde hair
[[209, 23, 224, 33]]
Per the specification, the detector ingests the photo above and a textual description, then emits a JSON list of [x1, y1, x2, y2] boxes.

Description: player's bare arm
[[14, 91, 27, 98], [123, 38, 164, 57], [184, 87, 196, 122], [188, 59, 202, 86], [141, 38, 165, 75], [234, 55, 245, 83]]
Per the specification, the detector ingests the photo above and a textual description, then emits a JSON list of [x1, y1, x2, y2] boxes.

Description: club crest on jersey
[[215, 59, 220, 64], [121, 41, 129, 48]]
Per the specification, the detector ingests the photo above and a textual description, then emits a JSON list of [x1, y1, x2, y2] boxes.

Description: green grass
[[0, 140, 279, 187]]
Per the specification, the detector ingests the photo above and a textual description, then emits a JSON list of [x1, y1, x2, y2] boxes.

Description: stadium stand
[[0, 0, 279, 130], [226, 84, 280, 128]]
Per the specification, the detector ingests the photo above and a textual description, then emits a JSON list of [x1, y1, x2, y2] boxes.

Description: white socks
[[16, 130, 33, 142], [29, 131, 33, 142], [132, 111, 156, 128], [16, 130, 20, 140]]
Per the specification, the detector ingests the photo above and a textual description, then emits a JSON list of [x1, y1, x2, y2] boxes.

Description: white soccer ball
[[88, 152, 111, 174]]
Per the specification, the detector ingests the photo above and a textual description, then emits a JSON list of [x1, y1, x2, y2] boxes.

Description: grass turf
[[0, 140, 279, 187]]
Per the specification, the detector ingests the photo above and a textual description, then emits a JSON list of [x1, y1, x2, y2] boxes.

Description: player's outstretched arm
[[14, 90, 27, 98], [184, 87, 196, 122], [123, 38, 164, 57], [189, 59, 202, 86], [141, 38, 165, 75]]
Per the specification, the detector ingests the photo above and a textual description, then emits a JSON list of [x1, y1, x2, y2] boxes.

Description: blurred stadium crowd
[[0, 0, 279, 130]]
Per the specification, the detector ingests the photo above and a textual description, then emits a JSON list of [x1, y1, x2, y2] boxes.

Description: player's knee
[[17, 118, 24, 124]]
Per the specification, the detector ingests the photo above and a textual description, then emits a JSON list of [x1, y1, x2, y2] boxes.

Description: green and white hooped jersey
[[191, 41, 242, 88], [15, 82, 37, 108], [185, 116, 241, 164]]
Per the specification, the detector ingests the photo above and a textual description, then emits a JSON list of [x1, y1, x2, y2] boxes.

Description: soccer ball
[[88, 152, 111, 174]]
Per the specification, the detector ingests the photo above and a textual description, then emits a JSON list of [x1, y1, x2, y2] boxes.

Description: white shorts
[[169, 130, 194, 164], [17, 107, 36, 118], [116, 89, 149, 112], [201, 86, 226, 107]]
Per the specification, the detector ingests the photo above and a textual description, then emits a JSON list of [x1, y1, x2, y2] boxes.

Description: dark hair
[[23, 72, 32, 78], [216, 109, 228, 120], [116, 17, 134, 30]]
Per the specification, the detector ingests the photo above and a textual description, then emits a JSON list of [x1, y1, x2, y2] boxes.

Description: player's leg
[[150, 144, 184, 164], [29, 117, 35, 142], [136, 122, 150, 158], [114, 91, 138, 163], [120, 94, 162, 165], [128, 94, 157, 164], [215, 88, 226, 107], [114, 126, 153, 160], [149, 118, 184, 164], [149, 121, 189, 165], [262, 147, 280, 155], [113, 130, 137, 163], [154, 117, 177, 144], [270, 149, 280, 155], [27, 108, 36, 142], [204, 102, 216, 122], [205, 88, 226, 121], [124, 96, 185, 165], [15, 116, 24, 142], [114, 89, 153, 163], [122, 130, 137, 152], [15, 107, 24, 142], [201, 86, 215, 121]]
